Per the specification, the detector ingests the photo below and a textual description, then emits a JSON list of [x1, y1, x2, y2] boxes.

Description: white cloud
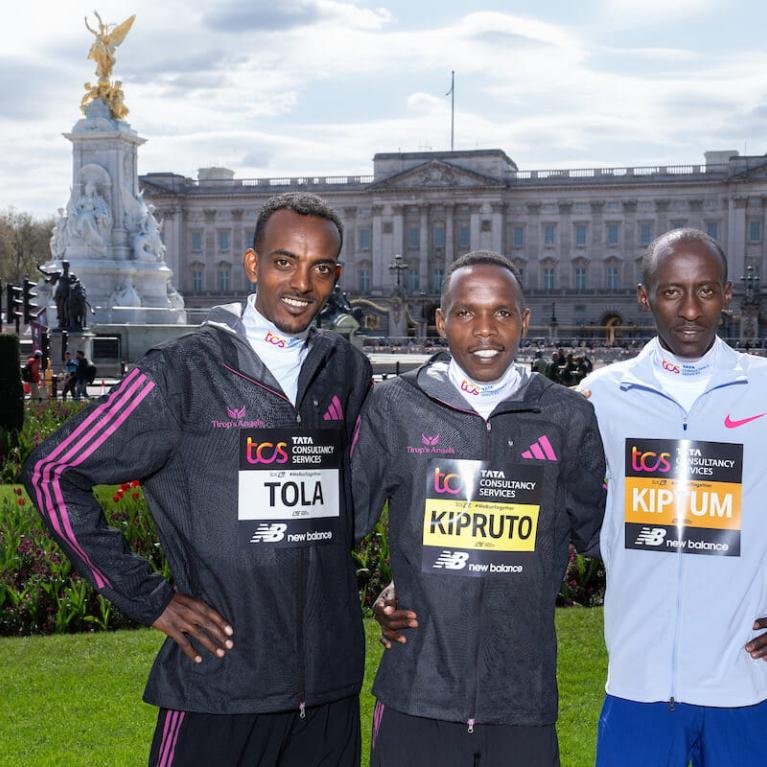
[[2, 1, 767, 218]]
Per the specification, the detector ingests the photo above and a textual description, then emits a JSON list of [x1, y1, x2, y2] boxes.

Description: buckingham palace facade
[[140, 148, 767, 341]]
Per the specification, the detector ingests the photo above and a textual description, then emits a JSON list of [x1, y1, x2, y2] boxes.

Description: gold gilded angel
[[84, 11, 135, 82]]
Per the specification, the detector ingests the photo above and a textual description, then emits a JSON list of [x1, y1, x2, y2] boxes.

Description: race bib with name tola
[[238, 429, 342, 548], [624, 438, 743, 556], [421, 458, 544, 577]]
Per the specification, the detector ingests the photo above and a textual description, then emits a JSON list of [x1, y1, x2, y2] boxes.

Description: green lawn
[[0, 610, 606, 767]]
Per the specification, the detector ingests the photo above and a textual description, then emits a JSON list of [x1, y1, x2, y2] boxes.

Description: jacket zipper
[[466, 418, 495, 733], [227, 363, 311, 716], [294, 410, 308, 717]]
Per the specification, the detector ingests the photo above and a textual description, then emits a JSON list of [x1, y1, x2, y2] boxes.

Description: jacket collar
[[618, 336, 748, 394], [203, 299, 330, 405], [411, 351, 545, 415]]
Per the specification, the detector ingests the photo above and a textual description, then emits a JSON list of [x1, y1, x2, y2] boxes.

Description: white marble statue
[[66, 180, 112, 253], [133, 207, 166, 261]]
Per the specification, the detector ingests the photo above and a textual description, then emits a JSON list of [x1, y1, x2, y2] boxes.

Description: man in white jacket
[[581, 228, 767, 766]]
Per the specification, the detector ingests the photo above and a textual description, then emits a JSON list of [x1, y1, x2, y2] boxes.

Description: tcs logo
[[460, 380, 480, 396], [246, 437, 288, 464], [434, 467, 463, 494], [264, 331, 287, 348], [661, 359, 680, 375], [631, 446, 671, 473]]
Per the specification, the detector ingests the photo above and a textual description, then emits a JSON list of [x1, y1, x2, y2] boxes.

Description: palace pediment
[[370, 160, 504, 190]]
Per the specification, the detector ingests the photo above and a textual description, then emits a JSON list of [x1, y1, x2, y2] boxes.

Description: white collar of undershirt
[[448, 358, 522, 419], [242, 293, 310, 404]]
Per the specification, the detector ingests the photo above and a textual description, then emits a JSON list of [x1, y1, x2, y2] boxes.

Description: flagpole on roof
[[445, 70, 455, 151]]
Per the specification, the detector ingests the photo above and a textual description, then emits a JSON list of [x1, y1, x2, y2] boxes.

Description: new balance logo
[[521, 435, 558, 461], [634, 527, 667, 547], [249, 523, 287, 543], [322, 394, 344, 421], [433, 550, 470, 570]]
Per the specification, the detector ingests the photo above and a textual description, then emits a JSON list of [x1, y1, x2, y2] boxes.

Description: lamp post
[[387, 253, 409, 341], [739, 264, 761, 344], [549, 302, 559, 343], [388, 253, 408, 295]]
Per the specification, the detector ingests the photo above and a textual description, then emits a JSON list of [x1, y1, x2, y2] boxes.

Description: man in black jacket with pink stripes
[[24, 193, 372, 767]]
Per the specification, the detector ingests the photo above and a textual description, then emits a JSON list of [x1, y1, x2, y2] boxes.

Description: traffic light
[[22, 277, 38, 324], [6, 283, 22, 333], [40, 329, 51, 371]]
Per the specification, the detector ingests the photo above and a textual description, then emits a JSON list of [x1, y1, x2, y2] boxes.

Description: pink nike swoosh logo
[[724, 413, 767, 429]]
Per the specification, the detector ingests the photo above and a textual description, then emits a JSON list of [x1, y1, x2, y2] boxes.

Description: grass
[[0, 610, 606, 767]]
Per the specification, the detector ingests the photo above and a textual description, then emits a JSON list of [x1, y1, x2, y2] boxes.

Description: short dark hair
[[252, 192, 344, 256], [642, 228, 728, 286], [441, 250, 524, 307]]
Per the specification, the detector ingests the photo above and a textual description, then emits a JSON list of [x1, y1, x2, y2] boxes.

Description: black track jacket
[[352, 355, 606, 726], [23, 303, 372, 714]]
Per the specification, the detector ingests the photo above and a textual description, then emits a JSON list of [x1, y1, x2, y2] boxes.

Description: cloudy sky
[[3, 0, 767, 218]]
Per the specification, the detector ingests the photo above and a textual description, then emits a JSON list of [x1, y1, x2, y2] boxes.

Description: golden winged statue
[[81, 12, 135, 120], [85, 11, 135, 81]]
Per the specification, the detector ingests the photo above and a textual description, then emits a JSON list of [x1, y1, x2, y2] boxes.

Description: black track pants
[[370, 702, 559, 767], [148, 695, 360, 767]]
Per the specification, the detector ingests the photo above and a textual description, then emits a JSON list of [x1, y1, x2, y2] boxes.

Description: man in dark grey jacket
[[24, 193, 372, 767], [352, 251, 606, 767]]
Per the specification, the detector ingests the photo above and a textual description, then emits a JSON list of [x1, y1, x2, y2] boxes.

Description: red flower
[[131, 492, 140, 500], [17, 498, 26, 506], [13, 487, 23, 496], [120, 483, 130, 492], [130, 480, 140, 488], [113, 494, 121, 503]]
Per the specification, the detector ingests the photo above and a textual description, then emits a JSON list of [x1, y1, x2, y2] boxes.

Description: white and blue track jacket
[[581, 337, 767, 707]]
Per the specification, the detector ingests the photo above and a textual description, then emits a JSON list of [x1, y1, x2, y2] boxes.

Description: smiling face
[[638, 237, 732, 358], [243, 209, 342, 334], [436, 263, 530, 382]]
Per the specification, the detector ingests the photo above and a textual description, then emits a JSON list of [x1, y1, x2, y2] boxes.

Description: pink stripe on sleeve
[[49, 380, 155, 588], [32, 373, 154, 589]]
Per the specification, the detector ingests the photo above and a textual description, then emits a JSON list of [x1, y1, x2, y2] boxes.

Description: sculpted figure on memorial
[[67, 180, 112, 254], [49, 209, 69, 260], [133, 207, 166, 262], [110, 278, 142, 308]]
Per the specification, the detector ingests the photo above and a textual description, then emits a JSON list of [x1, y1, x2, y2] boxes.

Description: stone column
[[444, 203, 454, 273], [622, 200, 638, 288], [419, 205, 429, 290], [491, 203, 505, 253], [231, 209, 245, 292], [654, 199, 671, 236], [589, 201, 605, 287], [372, 205, 384, 291], [688, 199, 704, 231], [558, 201, 572, 288], [526, 202, 541, 287], [469, 205, 481, 251], [729, 196, 747, 286]]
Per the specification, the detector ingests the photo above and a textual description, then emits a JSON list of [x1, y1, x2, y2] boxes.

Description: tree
[[0, 208, 56, 284]]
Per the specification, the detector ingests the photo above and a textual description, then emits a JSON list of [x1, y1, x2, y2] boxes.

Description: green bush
[[0, 399, 86, 483]]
